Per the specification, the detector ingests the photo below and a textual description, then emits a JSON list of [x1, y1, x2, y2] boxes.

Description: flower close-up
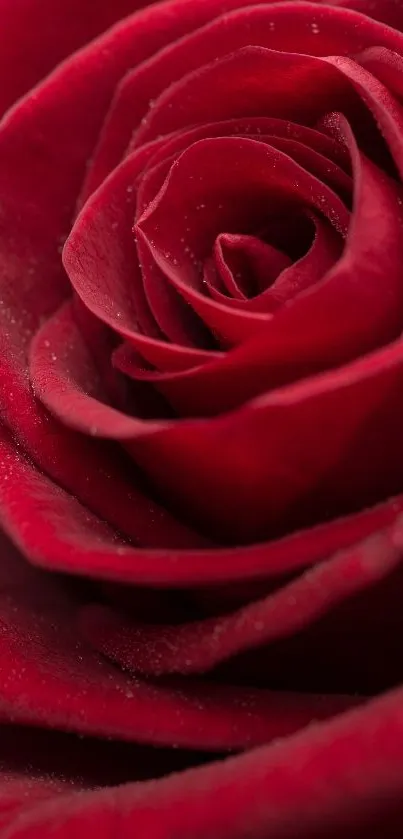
[[3, 0, 403, 835]]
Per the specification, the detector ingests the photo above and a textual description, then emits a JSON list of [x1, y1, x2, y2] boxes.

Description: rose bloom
[[3, 0, 403, 834]]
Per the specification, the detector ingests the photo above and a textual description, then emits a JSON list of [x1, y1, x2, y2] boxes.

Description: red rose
[[2, 0, 403, 834]]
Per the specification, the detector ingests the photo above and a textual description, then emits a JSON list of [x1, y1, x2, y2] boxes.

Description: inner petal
[[211, 233, 292, 300], [136, 135, 349, 346], [204, 212, 343, 315]]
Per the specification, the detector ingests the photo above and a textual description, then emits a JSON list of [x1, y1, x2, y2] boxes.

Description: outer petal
[[43, 308, 403, 545], [1, 408, 402, 587], [6, 688, 403, 838], [0, 3, 219, 548], [134, 45, 362, 148], [80, 526, 403, 675], [0, 519, 336, 752], [331, 0, 403, 30], [0, 726, 219, 793], [0, 0, 157, 116], [85, 0, 403, 190]]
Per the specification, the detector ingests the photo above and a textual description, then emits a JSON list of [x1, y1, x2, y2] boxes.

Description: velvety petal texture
[[2, 0, 403, 835]]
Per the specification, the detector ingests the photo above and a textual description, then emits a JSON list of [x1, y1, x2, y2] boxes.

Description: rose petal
[[67, 115, 349, 372], [84, 0, 351, 196], [358, 46, 403, 103], [205, 234, 292, 306], [0, 0, 156, 117], [81, 525, 403, 676], [333, 0, 403, 30], [131, 118, 403, 418], [86, 0, 384, 191], [7, 688, 403, 838], [0, 523, 328, 752], [135, 46, 361, 149], [136, 136, 349, 345], [134, 116, 352, 173], [1, 407, 402, 586], [325, 50, 403, 176], [0, 725, 216, 792], [136, 234, 216, 348], [30, 301, 403, 543], [263, 213, 344, 311], [0, 0, 227, 545], [130, 2, 403, 151], [68, 143, 222, 371]]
